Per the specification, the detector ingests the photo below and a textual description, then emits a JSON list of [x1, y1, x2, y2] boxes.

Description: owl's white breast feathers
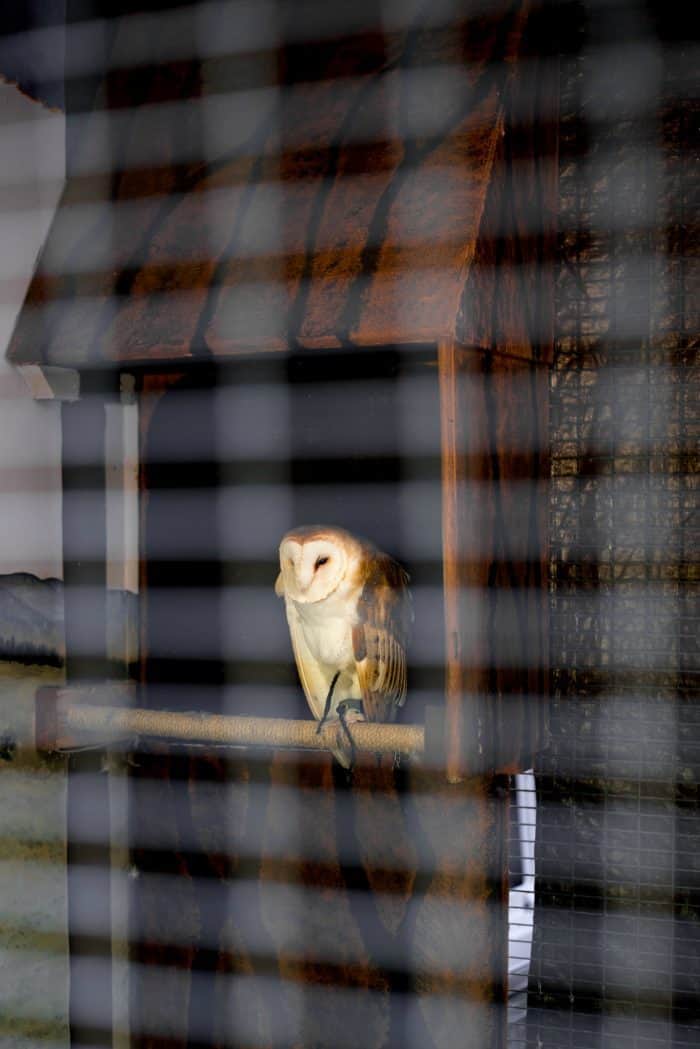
[[287, 596, 357, 669]]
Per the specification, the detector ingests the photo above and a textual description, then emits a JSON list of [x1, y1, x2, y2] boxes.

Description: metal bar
[[61, 703, 425, 756]]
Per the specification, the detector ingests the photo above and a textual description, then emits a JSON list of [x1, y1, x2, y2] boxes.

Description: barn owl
[[275, 525, 411, 767]]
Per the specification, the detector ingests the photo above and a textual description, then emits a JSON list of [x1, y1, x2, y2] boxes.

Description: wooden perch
[[35, 685, 425, 757]]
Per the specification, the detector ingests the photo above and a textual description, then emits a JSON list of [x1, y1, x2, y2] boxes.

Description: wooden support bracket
[[16, 364, 80, 401], [35, 683, 136, 751]]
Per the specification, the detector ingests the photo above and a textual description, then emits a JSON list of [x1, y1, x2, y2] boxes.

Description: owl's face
[[279, 534, 348, 603]]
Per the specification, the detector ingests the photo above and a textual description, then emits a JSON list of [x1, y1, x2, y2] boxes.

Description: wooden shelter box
[[9, 2, 557, 1047]]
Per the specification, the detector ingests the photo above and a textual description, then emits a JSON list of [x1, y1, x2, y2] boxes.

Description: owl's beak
[[295, 564, 316, 593]]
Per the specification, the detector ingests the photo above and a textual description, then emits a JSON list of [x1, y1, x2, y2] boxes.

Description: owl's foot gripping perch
[[337, 699, 365, 769], [315, 675, 363, 769]]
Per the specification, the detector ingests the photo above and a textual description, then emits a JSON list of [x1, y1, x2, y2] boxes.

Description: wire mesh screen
[[527, 4, 699, 1047], [0, 1, 696, 1048], [509, 772, 537, 1045]]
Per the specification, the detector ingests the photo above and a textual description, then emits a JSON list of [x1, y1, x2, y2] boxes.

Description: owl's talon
[[338, 706, 357, 768], [337, 699, 364, 769]]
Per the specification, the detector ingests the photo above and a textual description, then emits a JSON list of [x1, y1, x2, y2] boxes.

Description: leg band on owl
[[336, 700, 364, 717], [316, 671, 341, 734]]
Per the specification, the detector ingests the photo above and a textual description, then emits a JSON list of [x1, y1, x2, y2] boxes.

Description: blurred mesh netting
[[525, 4, 699, 1047]]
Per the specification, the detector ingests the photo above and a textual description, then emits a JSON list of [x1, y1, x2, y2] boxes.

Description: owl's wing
[[284, 599, 330, 722], [352, 555, 411, 722]]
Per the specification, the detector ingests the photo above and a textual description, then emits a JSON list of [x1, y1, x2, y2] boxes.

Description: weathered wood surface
[[439, 11, 555, 778], [126, 322, 548, 1045], [6, 0, 540, 368], [15, 6, 558, 1046], [127, 362, 513, 1048], [440, 340, 549, 782], [457, 5, 559, 360], [130, 751, 507, 1049], [121, 20, 555, 1037]]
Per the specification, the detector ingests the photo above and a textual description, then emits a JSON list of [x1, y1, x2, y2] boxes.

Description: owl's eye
[[315, 556, 329, 569]]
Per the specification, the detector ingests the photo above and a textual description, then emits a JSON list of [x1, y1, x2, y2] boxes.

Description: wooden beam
[[16, 364, 79, 401]]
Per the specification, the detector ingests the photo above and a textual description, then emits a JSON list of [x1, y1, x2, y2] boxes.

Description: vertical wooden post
[[439, 337, 466, 784], [62, 388, 114, 1049], [439, 338, 550, 776], [439, 338, 493, 783], [439, 338, 510, 1046]]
